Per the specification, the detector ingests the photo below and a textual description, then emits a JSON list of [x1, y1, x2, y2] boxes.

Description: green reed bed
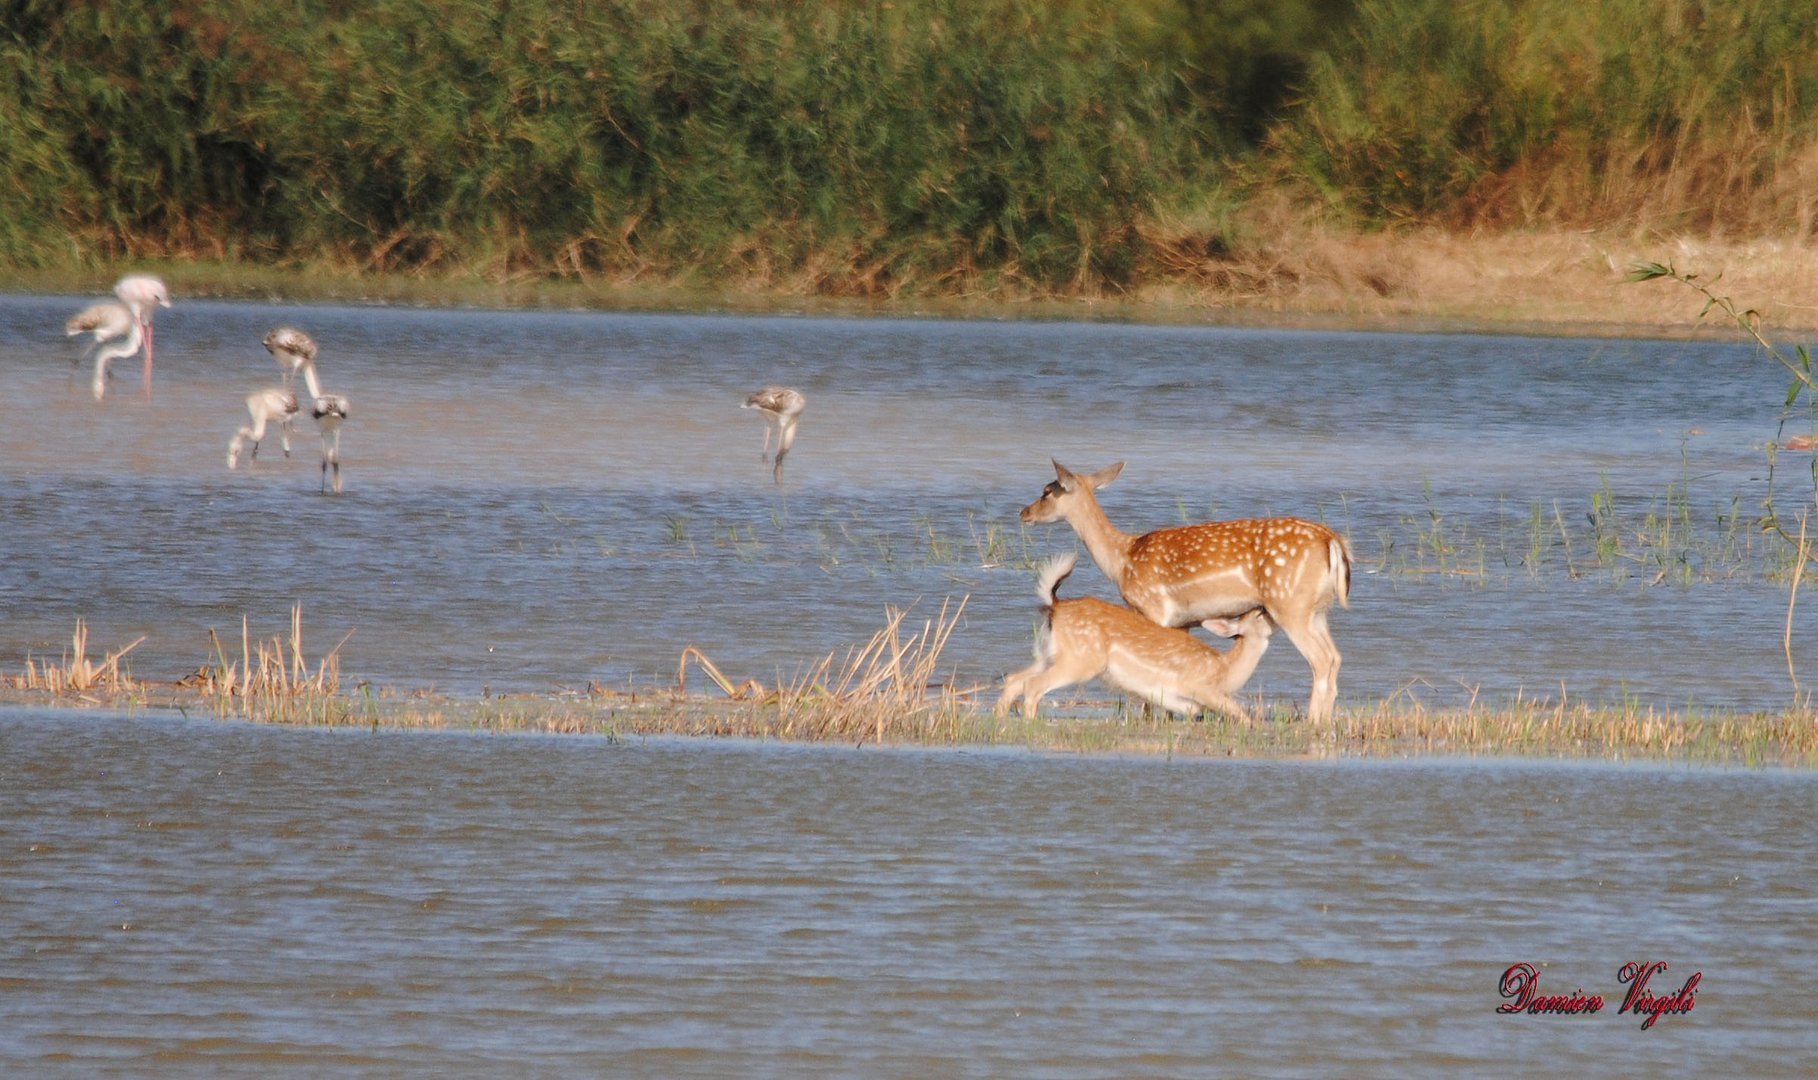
[[12, 2, 1818, 296], [1276, 0, 1818, 236], [3, 0, 1191, 292]]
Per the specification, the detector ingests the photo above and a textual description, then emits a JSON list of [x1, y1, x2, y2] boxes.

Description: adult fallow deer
[[1020, 460, 1351, 722]]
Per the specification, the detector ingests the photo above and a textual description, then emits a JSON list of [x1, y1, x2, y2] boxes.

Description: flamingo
[[262, 325, 317, 386], [64, 301, 142, 400], [112, 274, 170, 385], [224, 326, 316, 471], [742, 386, 806, 484], [64, 274, 169, 399], [227, 387, 301, 469], [311, 391, 350, 495], [262, 326, 349, 494]]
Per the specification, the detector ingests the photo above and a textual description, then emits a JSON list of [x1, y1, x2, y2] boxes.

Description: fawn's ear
[[1201, 618, 1237, 638]]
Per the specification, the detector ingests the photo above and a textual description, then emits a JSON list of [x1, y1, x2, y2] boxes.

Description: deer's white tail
[[1329, 536, 1353, 610], [1035, 553, 1078, 611]]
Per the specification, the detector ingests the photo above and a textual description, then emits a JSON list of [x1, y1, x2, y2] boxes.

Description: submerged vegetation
[[1363, 480, 1785, 587], [7, 607, 1816, 768], [5, 1, 1818, 300]]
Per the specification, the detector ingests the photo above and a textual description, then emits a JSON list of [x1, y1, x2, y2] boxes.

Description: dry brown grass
[[1135, 225, 1818, 336], [671, 597, 972, 744], [1313, 691, 1818, 767], [5, 620, 144, 697], [187, 606, 353, 723], [7, 606, 1811, 767]]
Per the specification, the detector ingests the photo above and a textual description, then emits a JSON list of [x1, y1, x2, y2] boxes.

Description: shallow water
[[1, 293, 1813, 710], [0, 710, 1811, 1076]]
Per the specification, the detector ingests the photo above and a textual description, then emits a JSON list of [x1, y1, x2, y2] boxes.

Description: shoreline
[[4, 685, 1812, 770], [10, 230, 1818, 339]]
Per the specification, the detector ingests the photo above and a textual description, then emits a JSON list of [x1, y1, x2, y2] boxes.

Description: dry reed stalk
[[677, 646, 767, 700], [9, 620, 144, 696], [1788, 511, 1807, 698], [196, 605, 350, 721], [768, 596, 968, 743]]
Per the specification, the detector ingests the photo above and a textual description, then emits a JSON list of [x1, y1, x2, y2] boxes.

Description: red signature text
[[1496, 963, 1604, 1016], [1496, 961, 1700, 1029], [1618, 960, 1700, 1030]]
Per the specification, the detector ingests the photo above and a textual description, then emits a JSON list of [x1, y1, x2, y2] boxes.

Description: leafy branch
[[1628, 260, 1817, 696], [1627, 262, 1818, 400]]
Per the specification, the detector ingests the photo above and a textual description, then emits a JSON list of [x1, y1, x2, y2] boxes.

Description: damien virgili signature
[[1497, 961, 1701, 1029]]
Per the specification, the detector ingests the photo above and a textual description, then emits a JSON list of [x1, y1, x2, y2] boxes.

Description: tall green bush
[[10, 0, 1818, 290], [1276, 0, 1818, 230], [0, 0, 1213, 290]]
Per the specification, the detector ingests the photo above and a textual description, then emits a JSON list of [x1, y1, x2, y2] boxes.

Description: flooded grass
[[591, 478, 1786, 588], [10, 615, 1814, 768], [103, 691, 1818, 768], [8, 283, 1816, 761], [1360, 480, 1783, 587]]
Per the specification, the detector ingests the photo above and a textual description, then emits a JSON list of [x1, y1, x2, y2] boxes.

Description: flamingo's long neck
[[134, 306, 155, 368], [300, 361, 323, 402], [93, 322, 143, 399]]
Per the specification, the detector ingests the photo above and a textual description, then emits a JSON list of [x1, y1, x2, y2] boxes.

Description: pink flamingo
[[112, 274, 171, 386], [64, 300, 141, 400], [65, 274, 170, 399]]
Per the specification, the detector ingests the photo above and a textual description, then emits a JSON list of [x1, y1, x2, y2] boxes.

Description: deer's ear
[[1051, 458, 1074, 482], [1201, 618, 1237, 638], [1085, 461, 1124, 489]]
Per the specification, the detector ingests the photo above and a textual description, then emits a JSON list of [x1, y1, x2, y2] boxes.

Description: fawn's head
[[1202, 608, 1274, 643]]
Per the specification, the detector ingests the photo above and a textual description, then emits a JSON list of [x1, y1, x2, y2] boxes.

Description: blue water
[[1, 709, 1811, 1076], [1, 293, 1813, 710]]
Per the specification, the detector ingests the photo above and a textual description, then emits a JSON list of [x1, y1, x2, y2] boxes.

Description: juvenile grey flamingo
[[742, 386, 806, 484], [233, 326, 349, 493], [227, 387, 301, 469]]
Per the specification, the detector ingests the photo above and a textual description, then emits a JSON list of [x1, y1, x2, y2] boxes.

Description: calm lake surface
[[1, 293, 1814, 711], [1, 709, 1812, 1076], [4, 303, 1813, 1073]]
